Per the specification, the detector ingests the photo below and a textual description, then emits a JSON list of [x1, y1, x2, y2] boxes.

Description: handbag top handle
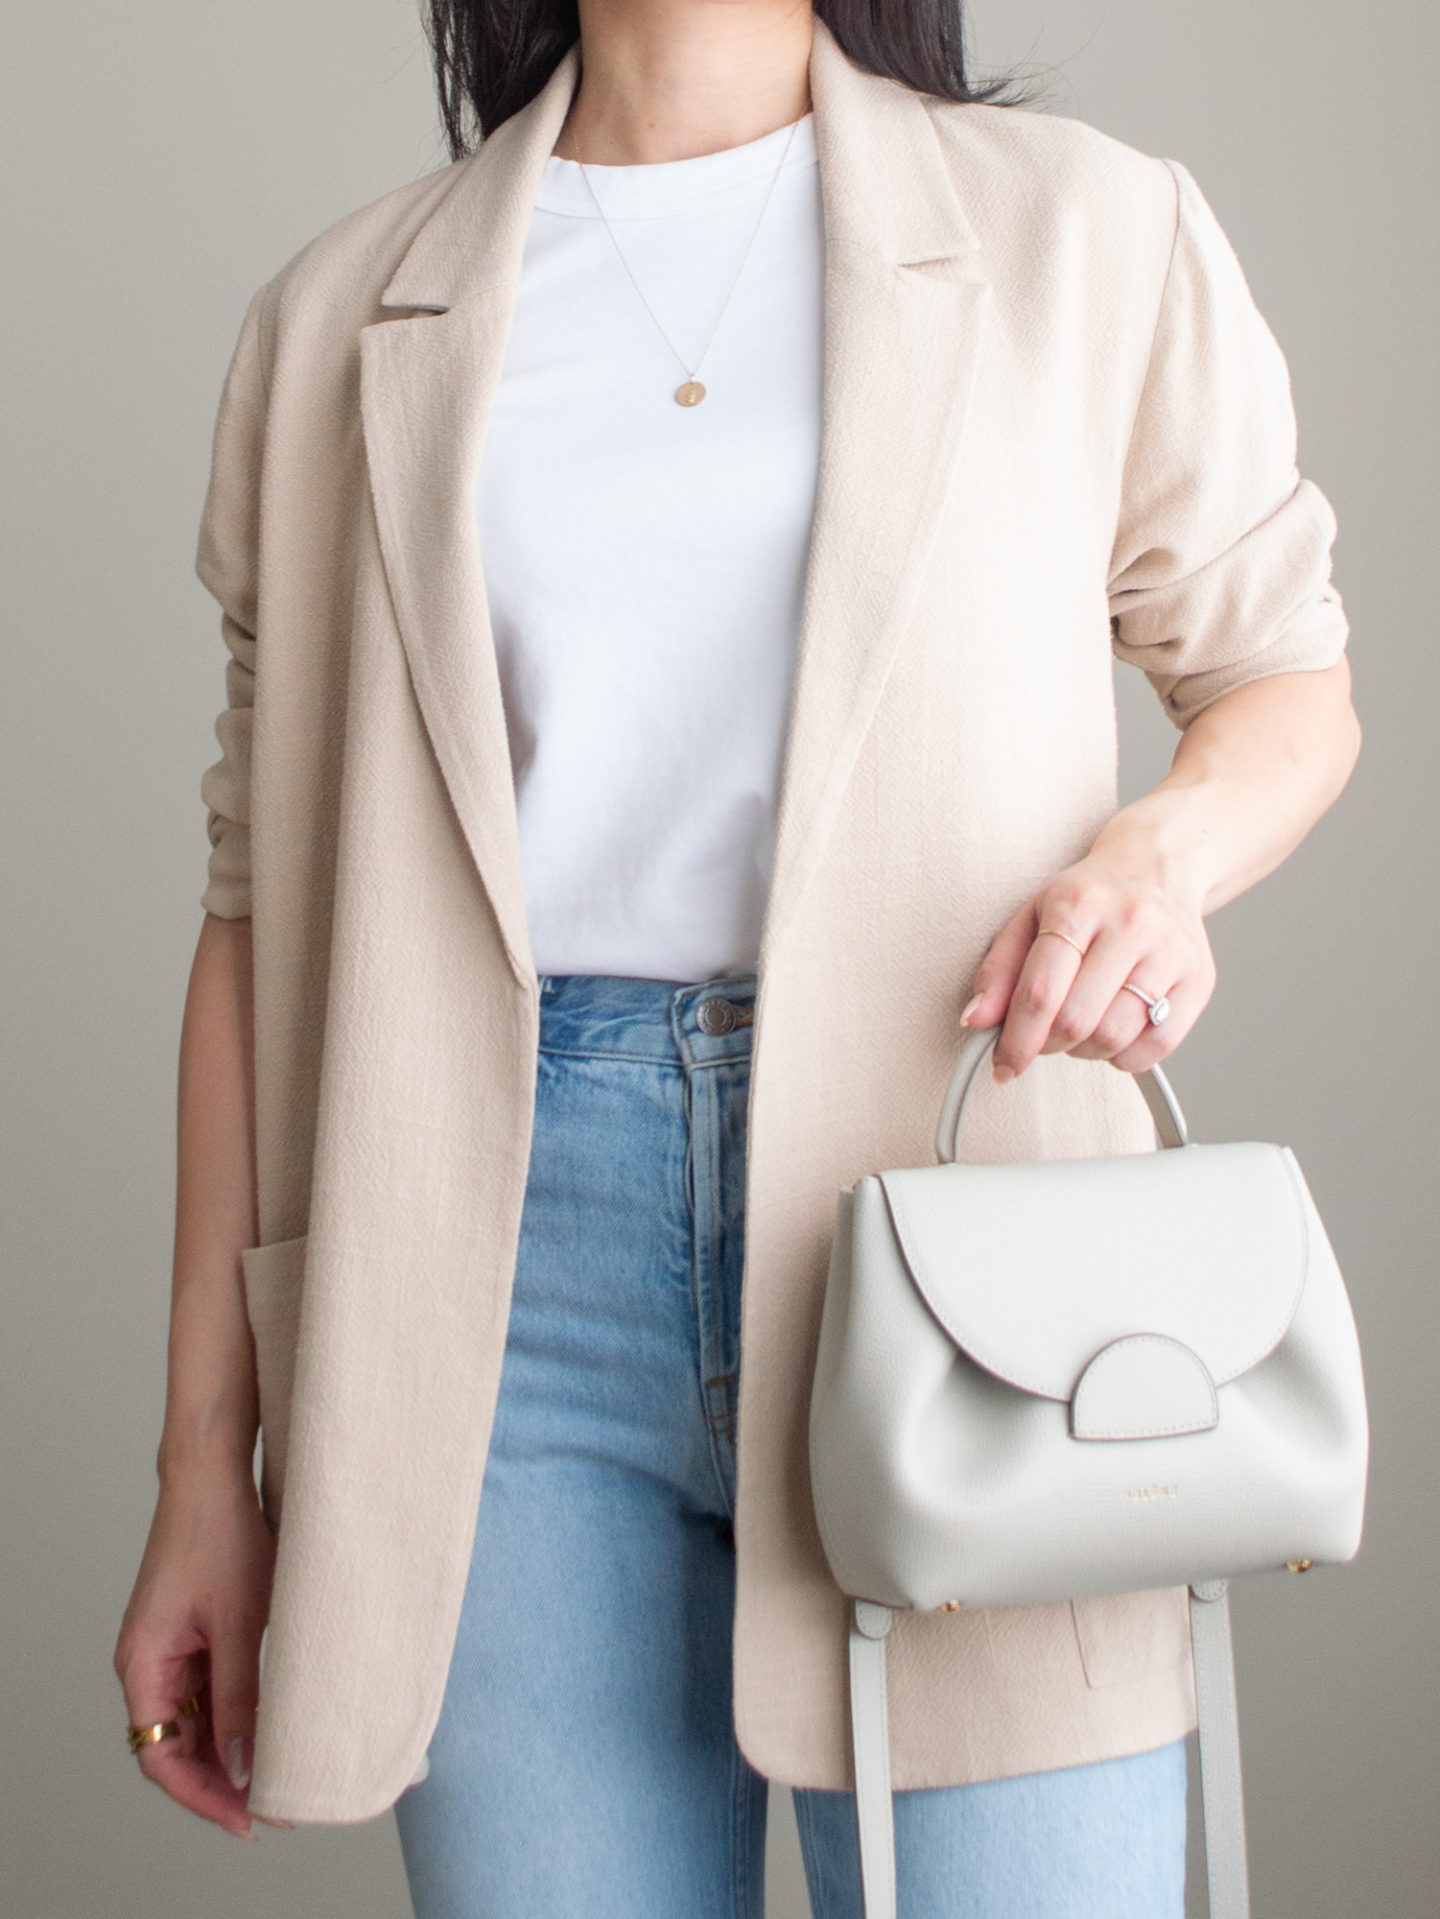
[[935, 1024, 1190, 1165]]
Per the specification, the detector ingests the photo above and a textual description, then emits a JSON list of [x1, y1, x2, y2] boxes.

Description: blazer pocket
[[239, 1233, 307, 1521], [1070, 1588, 1190, 1689]]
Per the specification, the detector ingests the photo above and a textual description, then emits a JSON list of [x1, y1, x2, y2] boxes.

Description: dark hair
[[425, 2, 1026, 159]]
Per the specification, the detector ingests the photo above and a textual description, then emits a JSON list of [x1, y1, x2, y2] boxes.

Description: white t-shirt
[[477, 113, 823, 981]]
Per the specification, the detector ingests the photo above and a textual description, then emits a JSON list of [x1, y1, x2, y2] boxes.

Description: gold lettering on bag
[[1122, 1484, 1179, 1503]]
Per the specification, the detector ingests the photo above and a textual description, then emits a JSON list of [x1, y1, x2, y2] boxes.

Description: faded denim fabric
[[394, 972, 1186, 1918]]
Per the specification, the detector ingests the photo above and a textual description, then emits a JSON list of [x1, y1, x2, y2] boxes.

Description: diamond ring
[[1122, 982, 1171, 1026]]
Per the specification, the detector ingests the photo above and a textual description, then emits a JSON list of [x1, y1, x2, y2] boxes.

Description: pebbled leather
[[1071, 1334, 1219, 1441], [849, 1601, 897, 1919], [817, 1030, 1367, 1918], [1190, 1582, 1250, 1918], [879, 1144, 1310, 1399], [811, 1150, 1367, 1613]]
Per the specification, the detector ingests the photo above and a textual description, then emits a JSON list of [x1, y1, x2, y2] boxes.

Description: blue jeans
[[393, 973, 1187, 1918]]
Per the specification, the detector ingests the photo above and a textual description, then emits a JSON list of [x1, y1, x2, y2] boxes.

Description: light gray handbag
[[809, 1023, 1368, 1919]]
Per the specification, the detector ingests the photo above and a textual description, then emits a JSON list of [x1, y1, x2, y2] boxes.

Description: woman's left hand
[[959, 661, 1362, 1082], [960, 852, 1216, 1082]]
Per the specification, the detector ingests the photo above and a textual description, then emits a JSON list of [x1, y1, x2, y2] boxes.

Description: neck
[[552, 0, 814, 164]]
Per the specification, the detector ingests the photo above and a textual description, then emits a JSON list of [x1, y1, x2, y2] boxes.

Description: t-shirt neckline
[[535, 112, 818, 219]]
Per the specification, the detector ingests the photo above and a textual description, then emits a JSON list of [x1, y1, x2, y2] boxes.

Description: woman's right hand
[[114, 1467, 277, 1837]]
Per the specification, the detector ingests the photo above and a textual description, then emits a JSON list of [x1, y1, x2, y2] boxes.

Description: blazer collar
[[379, 23, 982, 302], [361, 19, 991, 982]]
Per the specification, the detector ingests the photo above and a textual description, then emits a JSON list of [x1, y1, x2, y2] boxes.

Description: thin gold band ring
[[1036, 928, 1088, 961]]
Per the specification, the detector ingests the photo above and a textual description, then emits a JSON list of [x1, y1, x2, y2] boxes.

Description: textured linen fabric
[[192, 21, 1348, 1821], [394, 973, 1186, 1918], [477, 117, 823, 980]]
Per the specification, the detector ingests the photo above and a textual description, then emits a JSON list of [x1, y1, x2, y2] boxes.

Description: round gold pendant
[[674, 380, 707, 408]]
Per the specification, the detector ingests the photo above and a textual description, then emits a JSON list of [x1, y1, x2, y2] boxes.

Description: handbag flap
[[877, 1141, 1308, 1401]]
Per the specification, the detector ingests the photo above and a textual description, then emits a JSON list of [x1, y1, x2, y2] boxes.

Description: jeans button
[[697, 996, 739, 1036]]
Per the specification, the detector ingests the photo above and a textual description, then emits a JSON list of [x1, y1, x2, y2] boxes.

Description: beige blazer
[[196, 19, 1347, 1822]]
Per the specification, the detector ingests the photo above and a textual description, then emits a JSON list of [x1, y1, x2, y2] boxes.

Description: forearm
[[1090, 658, 1362, 917], [157, 912, 261, 1491]]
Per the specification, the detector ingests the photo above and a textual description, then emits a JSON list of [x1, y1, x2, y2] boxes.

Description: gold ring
[[126, 1695, 202, 1756], [1037, 928, 1088, 961]]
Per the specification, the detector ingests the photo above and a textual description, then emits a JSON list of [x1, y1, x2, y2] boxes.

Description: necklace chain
[[577, 116, 804, 404]]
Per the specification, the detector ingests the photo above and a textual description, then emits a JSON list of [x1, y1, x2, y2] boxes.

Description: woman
[[115, 1, 1359, 1912]]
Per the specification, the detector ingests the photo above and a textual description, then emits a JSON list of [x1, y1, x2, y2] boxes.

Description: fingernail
[[227, 1736, 252, 1792], [959, 994, 984, 1027], [255, 1815, 295, 1831], [992, 1062, 1015, 1085]]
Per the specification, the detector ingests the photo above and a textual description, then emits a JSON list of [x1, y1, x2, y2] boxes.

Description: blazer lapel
[[359, 48, 582, 986], [760, 24, 993, 962], [359, 22, 989, 981]]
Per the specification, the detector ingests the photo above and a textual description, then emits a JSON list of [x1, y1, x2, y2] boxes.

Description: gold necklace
[[577, 116, 804, 408]]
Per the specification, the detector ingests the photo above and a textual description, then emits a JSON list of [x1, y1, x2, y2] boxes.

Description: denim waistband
[[536, 972, 758, 1069]]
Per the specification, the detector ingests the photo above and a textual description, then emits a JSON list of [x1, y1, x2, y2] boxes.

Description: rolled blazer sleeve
[[1107, 159, 1348, 726], [195, 283, 272, 919]]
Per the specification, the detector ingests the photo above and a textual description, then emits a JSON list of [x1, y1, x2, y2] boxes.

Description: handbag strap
[[850, 1603, 899, 1914], [934, 1023, 1189, 1163], [1190, 1581, 1251, 1918], [847, 1585, 1250, 1918]]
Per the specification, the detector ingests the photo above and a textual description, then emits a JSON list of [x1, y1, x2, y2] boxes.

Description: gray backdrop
[[3, 2, 1435, 1913]]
